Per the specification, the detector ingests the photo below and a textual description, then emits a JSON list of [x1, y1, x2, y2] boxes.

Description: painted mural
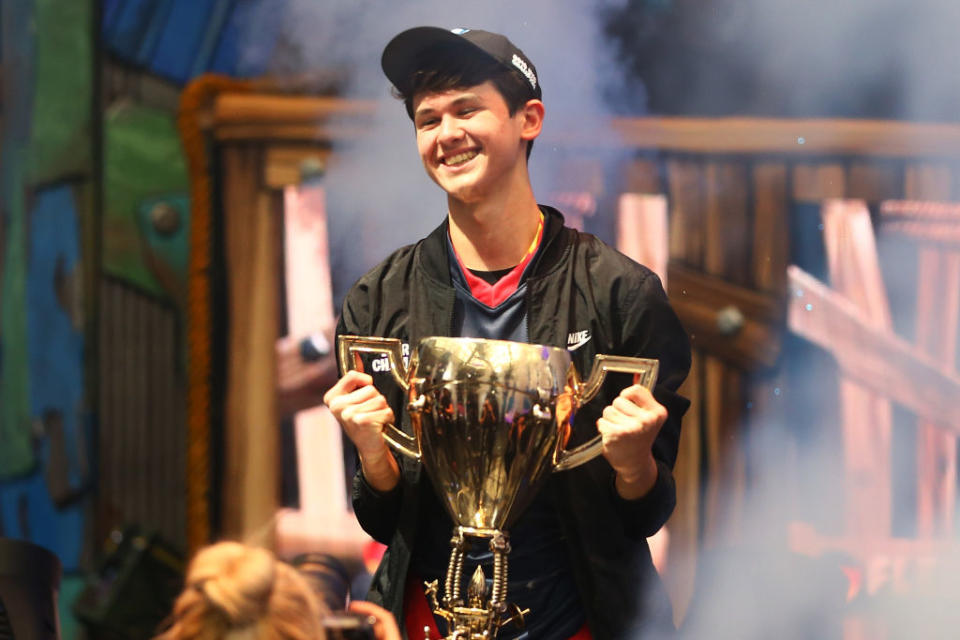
[[1, 1, 279, 636]]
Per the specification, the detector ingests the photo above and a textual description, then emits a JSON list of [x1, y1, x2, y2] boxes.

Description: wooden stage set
[[177, 80, 960, 637]]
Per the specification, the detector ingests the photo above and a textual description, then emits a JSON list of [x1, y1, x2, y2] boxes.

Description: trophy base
[[424, 527, 529, 640]]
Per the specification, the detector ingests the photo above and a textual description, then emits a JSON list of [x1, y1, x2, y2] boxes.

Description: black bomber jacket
[[336, 206, 691, 639]]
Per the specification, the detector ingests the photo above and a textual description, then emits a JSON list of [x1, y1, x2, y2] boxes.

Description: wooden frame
[[180, 87, 960, 559]]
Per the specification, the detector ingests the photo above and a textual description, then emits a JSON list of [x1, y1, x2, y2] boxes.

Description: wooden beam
[[789, 521, 955, 563], [904, 163, 953, 200], [210, 93, 375, 143], [264, 146, 332, 189], [704, 162, 749, 283], [213, 93, 376, 126], [221, 146, 281, 543], [663, 351, 702, 628], [667, 263, 783, 370], [666, 159, 705, 267], [616, 193, 668, 285], [213, 123, 372, 143], [787, 266, 960, 432], [898, 178, 959, 538], [207, 93, 960, 159], [604, 117, 960, 158], [622, 157, 662, 195], [881, 200, 960, 248], [848, 162, 901, 203], [821, 199, 894, 536], [793, 164, 846, 203], [751, 163, 789, 295]]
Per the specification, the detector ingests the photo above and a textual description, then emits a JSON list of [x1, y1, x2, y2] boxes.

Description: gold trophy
[[338, 335, 658, 639]]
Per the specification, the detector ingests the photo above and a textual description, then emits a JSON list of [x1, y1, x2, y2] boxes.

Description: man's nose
[[438, 114, 464, 142]]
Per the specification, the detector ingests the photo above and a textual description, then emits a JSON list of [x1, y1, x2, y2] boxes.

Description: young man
[[323, 26, 691, 639]]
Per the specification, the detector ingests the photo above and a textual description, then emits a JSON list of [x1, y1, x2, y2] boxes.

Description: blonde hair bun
[[190, 542, 276, 627], [158, 541, 326, 640]]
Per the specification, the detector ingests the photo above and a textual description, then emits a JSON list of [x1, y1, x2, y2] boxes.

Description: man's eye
[[417, 118, 438, 129]]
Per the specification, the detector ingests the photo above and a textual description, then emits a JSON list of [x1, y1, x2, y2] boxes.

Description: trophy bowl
[[413, 337, 591, 532], [338, 335, 658, 638]]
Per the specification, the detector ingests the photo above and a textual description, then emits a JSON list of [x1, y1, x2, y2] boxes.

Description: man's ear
[[519, 99, 545, 142]]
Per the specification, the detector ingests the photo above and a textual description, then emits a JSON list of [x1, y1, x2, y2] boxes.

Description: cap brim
[[381, 26, 497, 96]]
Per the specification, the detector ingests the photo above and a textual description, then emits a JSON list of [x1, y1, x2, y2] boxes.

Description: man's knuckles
[[620, 383, 655, 405], [612, 395, 643, 415], [601, 404, 624, 421], [342, 403, 391, 425]]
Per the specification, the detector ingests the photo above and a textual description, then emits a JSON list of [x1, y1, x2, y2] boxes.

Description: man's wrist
[[359, 445, 401, 492], [614, 455, 659, 500]]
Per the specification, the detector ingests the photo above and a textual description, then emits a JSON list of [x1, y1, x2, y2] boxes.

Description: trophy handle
[[336, 335, 421, 460], [554, 354, 660, 471]]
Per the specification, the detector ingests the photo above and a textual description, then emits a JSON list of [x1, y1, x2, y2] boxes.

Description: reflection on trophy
[[338, 335, 658, 640]]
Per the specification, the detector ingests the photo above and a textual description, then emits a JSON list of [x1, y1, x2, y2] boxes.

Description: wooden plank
[[747, 159, 793, 550], [702, 356, 746, 545], [214, 123, 373, 144], [751, 163, 789, 294], [789, 521, 956, 561], [701, 161, 749, 550], [704, 161, 750, 284], [821, 200, 892, 326], [622, 157, 662, 194], [221, 145, 280, 545], [666, 159, 705, 267], [663, 351, 702, 629], [793, 164, 846, 203], [837, 378, 893, 536], [880, 201, 960, 247], [903, 174, 956, 540], [213, 93, 376, 127], [275, 182, 370, 557], [206, 98, 960, 158], [264, 145, 332, 189], [616, 193, 668, 285], [902, 170, 958, 538], [821, 200, 894, 536], [847, 162, 901, 203], [603, 117, 960, 158], [904, 163, 952, 200], [787, 266, 960, 431], [97, 278, 187, 548], [667, 264, 782, 369], [882, 200, 960, 219], [878, 222, 960, 248], [914, 249, 960, 537]]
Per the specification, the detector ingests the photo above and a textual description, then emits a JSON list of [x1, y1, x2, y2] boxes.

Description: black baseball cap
[[381, 26, 542, 101]]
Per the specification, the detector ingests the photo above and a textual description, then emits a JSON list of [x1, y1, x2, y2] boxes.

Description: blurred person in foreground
[[323, 25, 690, 639], [156, 541, 401, 640]]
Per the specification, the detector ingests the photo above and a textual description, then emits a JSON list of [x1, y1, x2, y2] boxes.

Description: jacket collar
[[416, 205, 572, 284]]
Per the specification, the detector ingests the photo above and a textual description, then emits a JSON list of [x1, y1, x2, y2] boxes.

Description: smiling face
[[413, 81, 541, 204]]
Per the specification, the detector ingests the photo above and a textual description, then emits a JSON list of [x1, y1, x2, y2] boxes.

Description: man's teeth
[[445, 151, 478, 166]]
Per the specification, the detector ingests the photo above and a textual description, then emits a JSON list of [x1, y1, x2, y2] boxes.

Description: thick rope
[[177, 74, 253, 554]]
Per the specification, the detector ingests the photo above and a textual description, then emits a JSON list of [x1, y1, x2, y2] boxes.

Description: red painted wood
[[616, 193, 669, 286], [821, 199, 894, 537], [787, 266, 960, 433]]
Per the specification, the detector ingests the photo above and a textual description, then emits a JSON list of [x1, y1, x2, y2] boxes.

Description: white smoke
[[241, 0, 636, 302]]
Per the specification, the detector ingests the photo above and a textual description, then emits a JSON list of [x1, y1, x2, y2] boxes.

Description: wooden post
[[883, 194, 960, 538], [221, 145, 280, 544], [820, 199, 893, 537], [274, 182, 370, 558]]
